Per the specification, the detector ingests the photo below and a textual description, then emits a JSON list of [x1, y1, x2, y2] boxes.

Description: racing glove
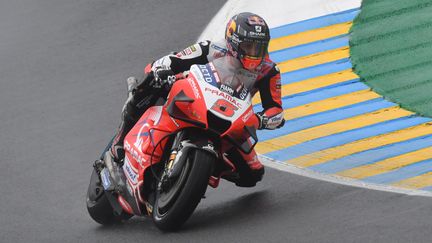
[[150, 66, 176, 88], [256, 112, 285, 130]]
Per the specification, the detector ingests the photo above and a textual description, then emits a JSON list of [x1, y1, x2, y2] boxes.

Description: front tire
[[86, 168, 132, 225], [152, 149, 215, 231]]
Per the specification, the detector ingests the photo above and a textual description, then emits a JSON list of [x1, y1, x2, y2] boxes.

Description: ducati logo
[[255, 26, 262, 32]]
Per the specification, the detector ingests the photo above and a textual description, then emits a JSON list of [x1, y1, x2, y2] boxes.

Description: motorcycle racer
[[110, 12, 284, 187]]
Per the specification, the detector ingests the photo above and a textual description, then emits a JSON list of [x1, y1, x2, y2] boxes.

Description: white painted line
[[260, 155, 432, 197]]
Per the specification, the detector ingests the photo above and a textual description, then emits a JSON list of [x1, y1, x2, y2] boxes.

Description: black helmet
[[225, 12, 270, 70]]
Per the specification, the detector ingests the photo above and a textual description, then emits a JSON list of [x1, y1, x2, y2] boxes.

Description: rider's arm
[[255, 65, 285, 130], [141, 41, 213, 88], [149, 41, 212, 74]]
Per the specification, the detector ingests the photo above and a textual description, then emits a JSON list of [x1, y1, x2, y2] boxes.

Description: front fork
[[158, 130, 218, 192]]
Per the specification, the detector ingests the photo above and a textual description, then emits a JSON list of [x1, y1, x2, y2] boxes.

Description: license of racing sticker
[[100, 168, 112, 190], [123, 157, 138, 184]]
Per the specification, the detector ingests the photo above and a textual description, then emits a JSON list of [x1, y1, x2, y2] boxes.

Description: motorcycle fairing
[[122, 106, 172, 214], [189, 64, 253, 124], [121, 57, 260, 214]]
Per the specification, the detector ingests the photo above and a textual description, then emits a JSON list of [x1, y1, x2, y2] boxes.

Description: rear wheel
[[86, 168, 132, 225], [152, 149, 215, 231]]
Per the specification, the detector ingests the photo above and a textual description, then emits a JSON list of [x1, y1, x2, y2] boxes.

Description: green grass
[[350, 0, 432, 117]]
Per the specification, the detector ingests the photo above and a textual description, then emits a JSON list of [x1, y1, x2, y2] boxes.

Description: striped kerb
[[256, 8, 432, 191]]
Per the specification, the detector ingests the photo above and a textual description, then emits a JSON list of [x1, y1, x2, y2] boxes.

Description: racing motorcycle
[[86, 56, 260, 231]]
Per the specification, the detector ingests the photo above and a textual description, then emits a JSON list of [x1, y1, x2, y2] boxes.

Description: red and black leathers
[[148, 39, 284, 128], [111, 39, 284, 187]]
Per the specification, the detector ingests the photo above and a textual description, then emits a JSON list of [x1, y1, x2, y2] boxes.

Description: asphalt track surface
[[1, 0, 432, 242]]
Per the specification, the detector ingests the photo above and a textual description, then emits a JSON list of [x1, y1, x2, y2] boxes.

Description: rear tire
[[86, 168, 132, 225], [152, 149, 215, 231]]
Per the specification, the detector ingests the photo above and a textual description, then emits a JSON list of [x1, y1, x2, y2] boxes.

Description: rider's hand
[[150, 66, 176, 88], [256, 112, 285, 130]]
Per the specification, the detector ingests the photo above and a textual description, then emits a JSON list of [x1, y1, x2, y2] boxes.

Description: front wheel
[[152, 149, 215, 231], [86, 168, 132, 225]]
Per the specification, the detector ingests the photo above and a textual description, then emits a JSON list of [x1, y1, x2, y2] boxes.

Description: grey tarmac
[[1, 0, 432, 242]]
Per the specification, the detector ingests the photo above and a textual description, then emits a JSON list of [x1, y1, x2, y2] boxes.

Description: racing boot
[[223, 149, 265, 187], [110, 77, 140, 163], [110, 74, 167, 163]]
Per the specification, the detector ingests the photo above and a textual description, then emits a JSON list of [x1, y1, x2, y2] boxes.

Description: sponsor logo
[[226, 19, 237, 38], [239, 87, 249, 100], [198, 65, 215, 83], [124, 140, 145, 165], [242, 109, 253, 122], [133, 114, 156, 150], [188, 78, 201, 99], [182, 48, 192, 56], [205, 87, 242, 109], [211, 44, 227, 53], [267, 113, 284, 129], [100, 168, 112, 190], [255, 26, 262, 32], [269, 115, 283, 122], [220, 84, 234, 95], [179, 46, 196, 57], [214, 72, 221, 83], [249, 31, 266, 37], [209, 62, 216, 71], [269, 113, 282, 122], [123, 157, 138, 184]]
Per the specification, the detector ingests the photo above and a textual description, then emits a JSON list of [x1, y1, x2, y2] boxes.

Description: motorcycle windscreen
[[211, 56, 257, 94]]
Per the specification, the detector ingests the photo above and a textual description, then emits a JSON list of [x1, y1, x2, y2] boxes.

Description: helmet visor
[[239, 40, 268, 59]]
